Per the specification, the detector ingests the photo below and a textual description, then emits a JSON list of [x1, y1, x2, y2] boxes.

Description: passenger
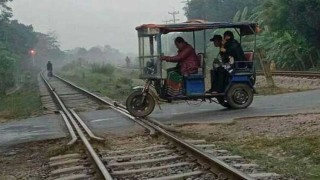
[[47, 61, 53, 78], [221, 31, 246, 66], [160, 37, 200, 96], [207, 35, 229, 93], [160, 37, 200, 76]]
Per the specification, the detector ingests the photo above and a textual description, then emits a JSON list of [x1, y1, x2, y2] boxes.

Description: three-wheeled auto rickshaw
[[126, 20, 259, 117]]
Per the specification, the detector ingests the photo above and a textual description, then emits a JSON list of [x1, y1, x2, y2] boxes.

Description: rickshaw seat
[[233, 51, 254, 72]]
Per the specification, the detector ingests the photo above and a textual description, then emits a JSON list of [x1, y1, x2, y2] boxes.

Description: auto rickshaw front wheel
[[126, 91, 155, 117], [226, 84, 253, 109]]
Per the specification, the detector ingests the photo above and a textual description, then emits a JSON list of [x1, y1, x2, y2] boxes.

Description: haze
[[9, 0, 186, 54]]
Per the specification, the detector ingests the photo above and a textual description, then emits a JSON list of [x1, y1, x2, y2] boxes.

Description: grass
[[90, 63, 115, 75], [0, 73, 42, 121], [178, 130, 320, 179], [59, 61, 143, 102], [219, 137, 320, 179]]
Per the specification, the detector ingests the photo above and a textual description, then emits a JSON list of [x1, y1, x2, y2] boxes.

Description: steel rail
[[52, 74, 254, 180], [69, 109, 104, 141], [59, 111, 78, 145], [136, 118, 253, 180], [40, 73, 78, 145], [41, 74, 113, 180], [257, 71, 320, 77], [54, 75, 157, 135]]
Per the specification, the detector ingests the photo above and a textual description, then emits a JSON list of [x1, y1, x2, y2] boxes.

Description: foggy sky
[[9, 0, 186, 54]]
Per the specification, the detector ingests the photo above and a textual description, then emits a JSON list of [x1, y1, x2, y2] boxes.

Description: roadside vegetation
[[0, 5, 65, 95], [177, 114, 320, 179], [184, 0, 320, 71], [59, 59, 142, 101], [0, 71, 42, 122], [0, 1, 65, 120]]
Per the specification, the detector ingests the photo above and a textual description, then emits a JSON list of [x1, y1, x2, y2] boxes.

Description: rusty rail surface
[[52, 74, 255, 180], [257, 71, 320, 78]]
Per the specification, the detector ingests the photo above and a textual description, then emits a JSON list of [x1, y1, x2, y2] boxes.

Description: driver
[[161, 37, 200, 76], [160, 37, 200, 97]]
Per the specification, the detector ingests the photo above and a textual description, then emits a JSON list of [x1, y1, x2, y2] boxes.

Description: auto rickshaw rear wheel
[[226, 84, 253, 109], [126, 91, 155, 117]]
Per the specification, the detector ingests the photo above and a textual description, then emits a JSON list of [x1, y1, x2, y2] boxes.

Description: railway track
[[40, 73, 280, 180], [257, 71, 320, 78]]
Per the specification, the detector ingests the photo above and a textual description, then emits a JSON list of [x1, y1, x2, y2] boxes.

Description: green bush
[[90, 63, 115, 76], [0, 45, 16, 95], [117, 77, 133, 85]]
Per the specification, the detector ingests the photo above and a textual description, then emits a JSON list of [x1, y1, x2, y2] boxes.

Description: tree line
[[184, 0, 320, 70], [67, 45, 127, 66], [0, 0, 65, 95]]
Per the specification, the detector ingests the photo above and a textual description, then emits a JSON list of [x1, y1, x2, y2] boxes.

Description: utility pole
[[168, 10, 180, 24]]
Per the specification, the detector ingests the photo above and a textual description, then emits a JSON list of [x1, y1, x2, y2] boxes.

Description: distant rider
[[47, 61, 53, 78]]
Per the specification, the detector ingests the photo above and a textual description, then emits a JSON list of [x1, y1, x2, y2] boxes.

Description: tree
[[0, 0, 12, 22], [185, 0, 264, 22], [0, 1, 66, 93], [184, 0, 320, 70], [286, 0, 320, 49], [0, 42, 15, 94], [252, 0, 320, 70], [34, 32, 65, 67]]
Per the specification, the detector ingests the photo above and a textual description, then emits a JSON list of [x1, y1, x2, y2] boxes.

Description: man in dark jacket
[[221, 31, 246, 66], [207, 35, 229, 93], [208, 31, 246, 93], [47, 61, 53, 78]]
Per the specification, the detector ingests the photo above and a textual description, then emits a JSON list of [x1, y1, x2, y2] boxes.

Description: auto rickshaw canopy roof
[[136, 20, 260, 36]]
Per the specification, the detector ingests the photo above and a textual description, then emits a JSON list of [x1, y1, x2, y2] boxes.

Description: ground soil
[[0, 139, 68, 180], [176, 113, 320, 179], [102, 134, 164, 151], [178, 113, 320, 139]]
